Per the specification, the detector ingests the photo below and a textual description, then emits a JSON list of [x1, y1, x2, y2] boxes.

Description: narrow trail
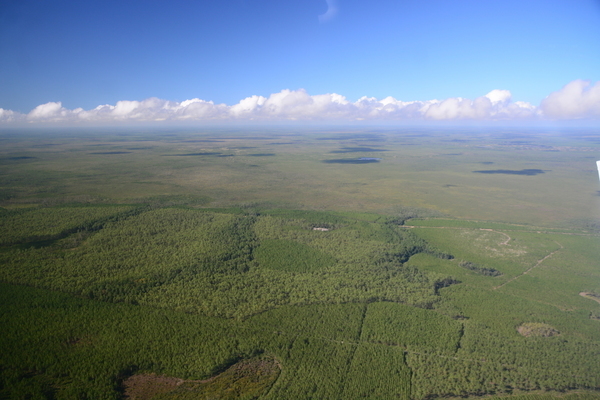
[[340, 304, 367, 381], [580, 292, 600, 305], [402, 225, 599, 238], [402, 226, 513, 247], [493, 240, 563, 290], [234, 295, 600, 386], [282, 326, 599, 382], [478, 228, 511, 245]]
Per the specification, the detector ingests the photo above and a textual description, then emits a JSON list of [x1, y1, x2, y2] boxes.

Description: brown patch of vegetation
[[123, 374, 183, 400], [517, 322, 560, 337], [121, 356, 281, 400], [66, 335, 94, 346]]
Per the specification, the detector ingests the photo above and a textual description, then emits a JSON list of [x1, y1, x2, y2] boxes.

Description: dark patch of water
[[330, 147, 389, 153], [89, 151, 133, 155], [181, 139, 225, 143], [219, 136, 276, 140], [7, 156, 37, 160], [217, 154, 235, 157], [473, 169, 546, 176], [399, 134, 432, 138], [323, 158, 381, 164], [316, 133, 384, 141], [479, 161, 494, 165], [165, 152, 222, 156]]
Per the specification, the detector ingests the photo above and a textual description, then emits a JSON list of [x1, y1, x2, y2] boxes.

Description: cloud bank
[[540, 80, 600, 119], [1, 80, 599, 125]]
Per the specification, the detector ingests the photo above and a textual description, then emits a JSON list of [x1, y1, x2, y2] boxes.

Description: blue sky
[[1, 0, 600, 124]]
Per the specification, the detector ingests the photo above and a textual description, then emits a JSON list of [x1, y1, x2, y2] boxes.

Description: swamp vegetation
[[0, 127, 599, 399]]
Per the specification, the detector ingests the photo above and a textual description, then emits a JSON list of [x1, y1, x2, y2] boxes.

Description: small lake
[[164, 152, 222, 156], [473, 169, 545, 176], [329, 147, 389, 153], [323, 157, 381, 164], [89, 151, 132, 155]]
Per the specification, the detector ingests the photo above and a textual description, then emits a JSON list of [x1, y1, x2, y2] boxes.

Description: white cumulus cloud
[[2, 80, 599, 125], [485, 89, 512, 105], [27, 101, 80, 121], [540, 80, 600, 119], [0, 108, 22, 123]]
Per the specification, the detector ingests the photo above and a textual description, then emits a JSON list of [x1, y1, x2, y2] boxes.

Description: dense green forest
[[0, 206, 451, 318], [1, 202, 600, 399], [1, 128, 600, 399]]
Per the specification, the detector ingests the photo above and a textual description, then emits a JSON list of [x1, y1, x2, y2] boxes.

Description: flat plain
[[1, 126, 599, 399]]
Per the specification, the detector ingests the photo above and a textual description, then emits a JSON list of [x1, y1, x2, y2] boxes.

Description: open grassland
[[1, 127, 599, 399], [1, 127, 599, 226], [405, 219, 600, 312]]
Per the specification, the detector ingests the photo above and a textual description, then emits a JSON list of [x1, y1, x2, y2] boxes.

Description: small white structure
[[313, 227, 330, 231], [597, 160, 600, 182]]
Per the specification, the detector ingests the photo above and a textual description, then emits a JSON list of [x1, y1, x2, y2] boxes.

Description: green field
[[1, 127, 599, 399]]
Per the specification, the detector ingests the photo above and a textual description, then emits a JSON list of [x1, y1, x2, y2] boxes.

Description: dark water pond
[[330, 147, 388, 153], [219, 136, 276, 140], [473, 169, 545, 176], [89, 151, 132, 155], [181, 139, 225, 143], [165, 152, 222, 156], [7, 156, 37, 160], [317, 134, 384, 141], [323, 158, 381, 164]]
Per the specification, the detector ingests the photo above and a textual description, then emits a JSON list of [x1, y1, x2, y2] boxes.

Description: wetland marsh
[[1, 127, 599, 399]]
